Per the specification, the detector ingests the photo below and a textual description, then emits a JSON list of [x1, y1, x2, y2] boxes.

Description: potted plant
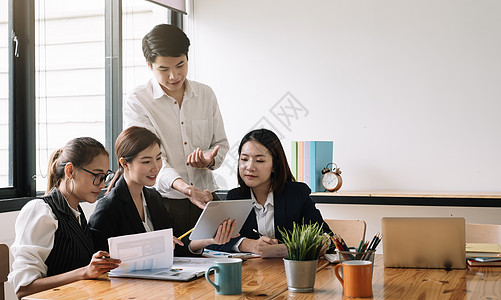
[[279, 222, 330, 292]]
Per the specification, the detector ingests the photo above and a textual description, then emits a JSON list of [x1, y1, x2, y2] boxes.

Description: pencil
[[177, 228, 194, 240]]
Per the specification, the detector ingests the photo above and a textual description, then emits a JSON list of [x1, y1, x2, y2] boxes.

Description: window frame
[[0, 0, 36, 210], [0, 0, 182, 213]]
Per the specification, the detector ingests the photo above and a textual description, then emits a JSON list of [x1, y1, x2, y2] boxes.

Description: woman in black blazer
[[89, 126, 234, 256], [210, 129, 332, 254]]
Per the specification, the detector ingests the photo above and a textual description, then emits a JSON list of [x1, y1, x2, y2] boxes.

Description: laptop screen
[[382, 217, 466, 269]]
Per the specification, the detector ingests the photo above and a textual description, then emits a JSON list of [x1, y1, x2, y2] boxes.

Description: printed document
[[108, 228, 174, 273]]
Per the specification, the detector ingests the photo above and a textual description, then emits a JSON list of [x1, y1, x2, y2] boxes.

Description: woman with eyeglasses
[[89, 126, 235, 256], [8, 137, 121, 299]]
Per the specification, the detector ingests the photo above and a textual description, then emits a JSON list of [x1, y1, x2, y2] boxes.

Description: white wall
[[186, 0, 501, 195]]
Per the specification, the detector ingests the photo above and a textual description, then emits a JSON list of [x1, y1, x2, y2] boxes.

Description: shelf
[[310, 192, 501, 207]]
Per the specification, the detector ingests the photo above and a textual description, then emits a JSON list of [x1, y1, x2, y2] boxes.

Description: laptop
[[382, 217, 466, 269]]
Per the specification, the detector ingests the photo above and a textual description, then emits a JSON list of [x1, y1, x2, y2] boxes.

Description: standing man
[[123, 24, 229, 235]]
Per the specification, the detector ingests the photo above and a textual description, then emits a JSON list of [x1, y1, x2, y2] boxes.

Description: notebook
[[382, 217, 466, 269], [108, 257, 216, 281]]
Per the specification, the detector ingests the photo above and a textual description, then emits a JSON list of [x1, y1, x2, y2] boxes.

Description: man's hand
[[187, 145, 220, 169], [181, 185, 212, 209]]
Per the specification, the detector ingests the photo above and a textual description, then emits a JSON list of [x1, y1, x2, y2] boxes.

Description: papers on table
[[108, 228, 174, 273], [203, 244, 287, 259], [109, 257, 218, 281], [203, 249, 260, 259], [108, 229, 219, 281]]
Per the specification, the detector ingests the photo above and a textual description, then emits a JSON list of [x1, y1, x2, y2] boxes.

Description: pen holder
[[337, 250, 376, 277]]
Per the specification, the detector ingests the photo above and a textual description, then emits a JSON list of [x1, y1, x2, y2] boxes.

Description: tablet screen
[[189, 200, 254, 240]]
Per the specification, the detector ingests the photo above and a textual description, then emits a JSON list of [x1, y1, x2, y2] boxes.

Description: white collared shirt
[[8, 197, 85, 293], [251, 190, 276, 239], [233, 191, 276, 252], [124, 78, 229, 198], [141, 191, 154, 232]]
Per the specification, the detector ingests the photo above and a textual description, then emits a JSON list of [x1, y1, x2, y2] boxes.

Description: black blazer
[[208, 181, 332, 252], [88, 176, 195, 257]]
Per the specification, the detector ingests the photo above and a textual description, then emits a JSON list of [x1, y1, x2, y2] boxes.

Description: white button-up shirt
[[8, 199, 81, 293], [124, 78, 229, 198], [233, 191, 276, 252], [252, 190, 276, 239]]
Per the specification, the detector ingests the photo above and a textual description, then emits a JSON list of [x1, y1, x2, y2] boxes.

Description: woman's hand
[[83, 251, 121, 279], [211, 219, 237, 245], [239, 236, 278, 255], [173, 237, 184, 247], [188, 219, 237, 251]]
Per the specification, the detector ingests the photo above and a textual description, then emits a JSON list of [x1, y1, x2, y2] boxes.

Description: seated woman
[[8, 137, 121, 299], [210, 128, 332, 255], [89, 126, 235, 256]]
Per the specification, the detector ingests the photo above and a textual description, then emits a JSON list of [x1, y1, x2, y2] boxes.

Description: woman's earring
[[64, 178, 73, 197]]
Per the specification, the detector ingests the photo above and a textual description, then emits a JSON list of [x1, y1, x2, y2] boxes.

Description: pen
[[253, 229, 263, 237], [177, 228, 194, 240]]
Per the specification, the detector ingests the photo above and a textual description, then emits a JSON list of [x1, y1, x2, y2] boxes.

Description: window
[[34, 0, 169, 193], [0, 0, 9, 188], [1, 0, 176, 209], [122, 0, 169, 97], [35, 0, 107, 192]]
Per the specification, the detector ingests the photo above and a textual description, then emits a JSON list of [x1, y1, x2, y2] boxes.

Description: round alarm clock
[[321, 163, 343, 192]]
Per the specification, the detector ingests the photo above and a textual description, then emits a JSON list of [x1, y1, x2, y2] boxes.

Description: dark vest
[[42, 188, 94, 276]]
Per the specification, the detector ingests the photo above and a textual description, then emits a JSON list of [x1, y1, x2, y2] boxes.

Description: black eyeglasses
[[79, 167, 114, 186]]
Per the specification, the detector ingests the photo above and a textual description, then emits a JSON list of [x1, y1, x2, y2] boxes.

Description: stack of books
[[290, 141, 333, 192], [466, 243, 501, 267]]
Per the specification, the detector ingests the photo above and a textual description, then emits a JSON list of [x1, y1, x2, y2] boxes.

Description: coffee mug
[[205, 258, 242, 295], [334, 260, 373, 298]]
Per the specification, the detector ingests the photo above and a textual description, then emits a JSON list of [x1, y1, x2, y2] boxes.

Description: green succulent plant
[[279, 221, 330, 261]]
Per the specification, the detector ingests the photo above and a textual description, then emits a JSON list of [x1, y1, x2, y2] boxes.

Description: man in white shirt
[[124, 24, 229, 235]]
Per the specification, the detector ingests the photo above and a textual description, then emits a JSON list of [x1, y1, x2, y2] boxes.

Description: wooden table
[[24, 258, 329, 300], [24, 255, 501, 299], [274, 255, 501, 299]]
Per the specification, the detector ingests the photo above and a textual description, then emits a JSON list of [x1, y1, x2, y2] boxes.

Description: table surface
[[24, 255, 501, 300]]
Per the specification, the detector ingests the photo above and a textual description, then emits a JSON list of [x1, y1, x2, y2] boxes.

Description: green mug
[[205, 258, 242, 295]]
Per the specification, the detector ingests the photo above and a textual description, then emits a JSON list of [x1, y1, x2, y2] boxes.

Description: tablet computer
[[189, 200, 253, 240]]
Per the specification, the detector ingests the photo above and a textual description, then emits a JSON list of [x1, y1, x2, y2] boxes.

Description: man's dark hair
[[142, 24, 190, 65]]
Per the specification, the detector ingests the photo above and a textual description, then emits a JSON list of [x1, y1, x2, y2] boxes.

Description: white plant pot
[[283, 258, 318, 293]]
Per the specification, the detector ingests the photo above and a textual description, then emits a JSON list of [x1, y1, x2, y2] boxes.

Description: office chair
[[466, 223, 501, 244], [324, 219, 366, 248], [0, 244, 9, 300]]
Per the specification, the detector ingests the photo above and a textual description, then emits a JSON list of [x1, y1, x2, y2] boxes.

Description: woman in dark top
[[8, 137, 120, 299], [89, 126, 234, 256], [210, 129, 332, 255]]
